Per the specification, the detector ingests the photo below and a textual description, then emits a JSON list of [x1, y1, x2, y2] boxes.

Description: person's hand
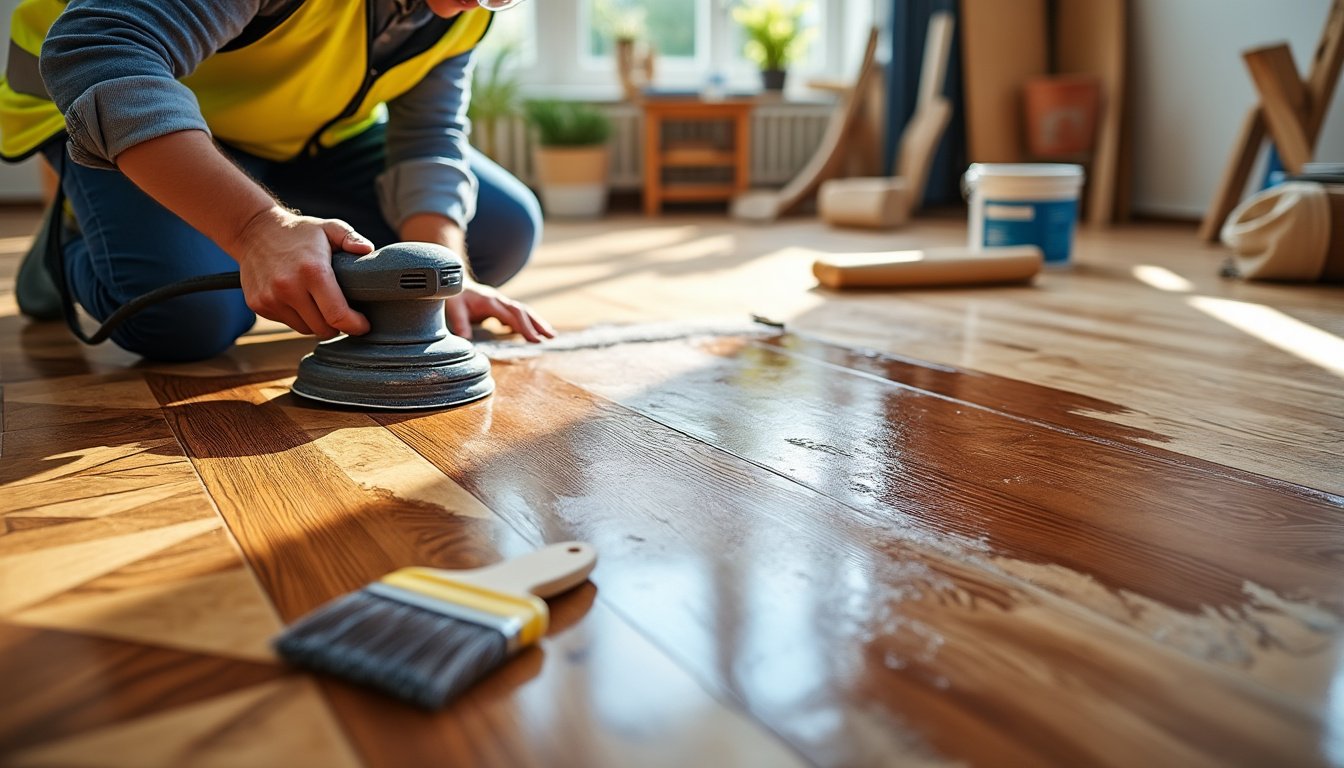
[[445, 280, 555, 343], [233, 206, 373, 339]]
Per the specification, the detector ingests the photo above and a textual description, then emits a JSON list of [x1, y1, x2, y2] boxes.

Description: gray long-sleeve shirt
[[39, 0, 478, 230]]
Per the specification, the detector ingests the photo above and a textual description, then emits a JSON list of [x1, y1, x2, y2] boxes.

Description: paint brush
[[274, 542, 597, 709]]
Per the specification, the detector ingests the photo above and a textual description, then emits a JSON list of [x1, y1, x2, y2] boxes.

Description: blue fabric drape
[[885, 0, 964, 205]]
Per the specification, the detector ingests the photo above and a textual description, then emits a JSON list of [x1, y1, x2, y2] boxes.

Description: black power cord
[[44, 151, 243, 345], [72, 272, 243, 345]]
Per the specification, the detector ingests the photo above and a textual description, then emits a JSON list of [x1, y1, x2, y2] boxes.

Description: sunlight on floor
[[0, 234, 34, 256], [640, 233, 738, 263], [1132, 264, 1195, 293], [537, 225, 702, 263], [1189, 295, 1344, 378], [1327, 662, 1344, 767]]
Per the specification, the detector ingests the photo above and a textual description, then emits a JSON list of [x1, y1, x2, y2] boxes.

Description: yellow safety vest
[[0, 0, 490, 161]]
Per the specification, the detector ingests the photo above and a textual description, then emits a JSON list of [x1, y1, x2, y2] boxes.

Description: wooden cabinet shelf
[[661, 145, 738, 167], [642, 99, 754, 215], [660, 183, 739, 200]]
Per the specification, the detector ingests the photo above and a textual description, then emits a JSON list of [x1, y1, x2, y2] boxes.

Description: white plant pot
[[539, 183, 609, 218], [533, 145, 610, 219]]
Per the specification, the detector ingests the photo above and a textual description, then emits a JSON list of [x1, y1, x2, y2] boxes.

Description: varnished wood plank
[[762, 332, 1344, 495], [502, 218, 1344, 494], [379, 358, 1336, 767], [0, 315, 141, 384], [143, 371, 536, 614], [277, 398, 494, 521], [761, 333, 1170, 446], [2, 373, 206, 527], [789, 290, 1344, 494], [0, 623, 286, 754], [0, 517, 221, 614], [2, 457, 205, 521], [6, 678, 361, 768], [0, 370, 333, 760], [46, 528, 241, 594], [147, 371, 808, 768], [535, 338, 1344, 619], [2, 371, 164, 431], [14, 567, 281, 662], [0, 312, 315, 386], [2, 474, 281, 662]]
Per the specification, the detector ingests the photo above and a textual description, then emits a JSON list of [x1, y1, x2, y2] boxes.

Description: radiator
[[473, 101, 833, 190]]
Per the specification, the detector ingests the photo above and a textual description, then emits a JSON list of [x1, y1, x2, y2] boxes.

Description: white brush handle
[[447, 542, 597, 599]]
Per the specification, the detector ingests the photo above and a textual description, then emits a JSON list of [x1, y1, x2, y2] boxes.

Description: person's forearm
[[379, 52, 477, 230], [41, 0, 259, 169], [115, 129, 278, 260], [401, 212, 467, 262], [118, 129, 375, 339]]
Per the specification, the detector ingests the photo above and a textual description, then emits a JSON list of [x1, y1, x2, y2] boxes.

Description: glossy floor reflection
[[4, 212, 1344, 767]]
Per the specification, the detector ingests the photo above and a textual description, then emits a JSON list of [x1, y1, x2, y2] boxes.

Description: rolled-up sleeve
[[39, 0, 258, 168], [378, 49, 478, 231]]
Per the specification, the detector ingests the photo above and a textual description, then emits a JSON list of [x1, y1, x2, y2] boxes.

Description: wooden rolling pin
[[812, 245, 1043, 289]]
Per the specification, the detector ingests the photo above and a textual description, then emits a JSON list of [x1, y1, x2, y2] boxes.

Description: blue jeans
[[44, 125, 542, 362]]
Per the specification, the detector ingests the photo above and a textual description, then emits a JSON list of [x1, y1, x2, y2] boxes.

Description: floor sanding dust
[[476, 319, 779, 361], [986, 556, 1342, 699]]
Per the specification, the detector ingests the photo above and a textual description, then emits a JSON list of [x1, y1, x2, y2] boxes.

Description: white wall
[[1130, 0, 1344, 218]]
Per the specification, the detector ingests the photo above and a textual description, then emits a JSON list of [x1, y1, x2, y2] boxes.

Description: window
[[587, 0, 700, 60], [480, 0, 875, 99], [720, 0, 825, 81], [475, 1, 538, 67]]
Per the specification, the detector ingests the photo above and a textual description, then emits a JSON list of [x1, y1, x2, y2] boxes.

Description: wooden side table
[[641, 98, 754, 215]]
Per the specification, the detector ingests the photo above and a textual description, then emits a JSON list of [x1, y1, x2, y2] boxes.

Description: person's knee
[[472, 185, 543, 286], [111, 291, 255, 362]]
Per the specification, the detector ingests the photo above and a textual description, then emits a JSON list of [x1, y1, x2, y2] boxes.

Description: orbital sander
[[291, 242, 494, 409], [45, 240, 494, 411]]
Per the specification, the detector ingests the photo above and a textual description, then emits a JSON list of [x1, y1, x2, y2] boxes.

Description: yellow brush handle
[[445, 541, 597, 599]]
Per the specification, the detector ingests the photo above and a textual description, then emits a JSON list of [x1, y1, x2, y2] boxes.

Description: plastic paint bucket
[[964, 163, 1085, 267]]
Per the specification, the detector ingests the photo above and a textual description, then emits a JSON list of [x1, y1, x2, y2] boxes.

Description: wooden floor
[[2, 206, 1342, 767]]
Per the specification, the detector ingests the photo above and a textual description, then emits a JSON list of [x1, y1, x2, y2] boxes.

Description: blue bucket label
[[982, 198, 1078, 264]]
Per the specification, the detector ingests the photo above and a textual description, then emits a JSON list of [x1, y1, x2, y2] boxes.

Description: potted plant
[[593, 0, 655, 100], [467, 42, 522, 159], [523, 99, 614, 218], [731, 0, 815, 92]]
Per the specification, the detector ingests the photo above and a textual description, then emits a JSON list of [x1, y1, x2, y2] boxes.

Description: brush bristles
[[275, 589, 509, 709]]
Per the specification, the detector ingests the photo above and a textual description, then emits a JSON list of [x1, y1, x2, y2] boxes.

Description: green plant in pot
[[732, 0, 814, 92], [524, 100, 614, 218], [594, 0, 654, 101], [467, 42, 522, 158]]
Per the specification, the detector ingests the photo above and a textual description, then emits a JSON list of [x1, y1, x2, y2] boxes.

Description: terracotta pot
[[532, 144, 610, 218], [1022, 75, 1100, 159]]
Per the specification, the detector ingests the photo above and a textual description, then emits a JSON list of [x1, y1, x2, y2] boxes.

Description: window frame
[[491, 0, 875, 100]]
